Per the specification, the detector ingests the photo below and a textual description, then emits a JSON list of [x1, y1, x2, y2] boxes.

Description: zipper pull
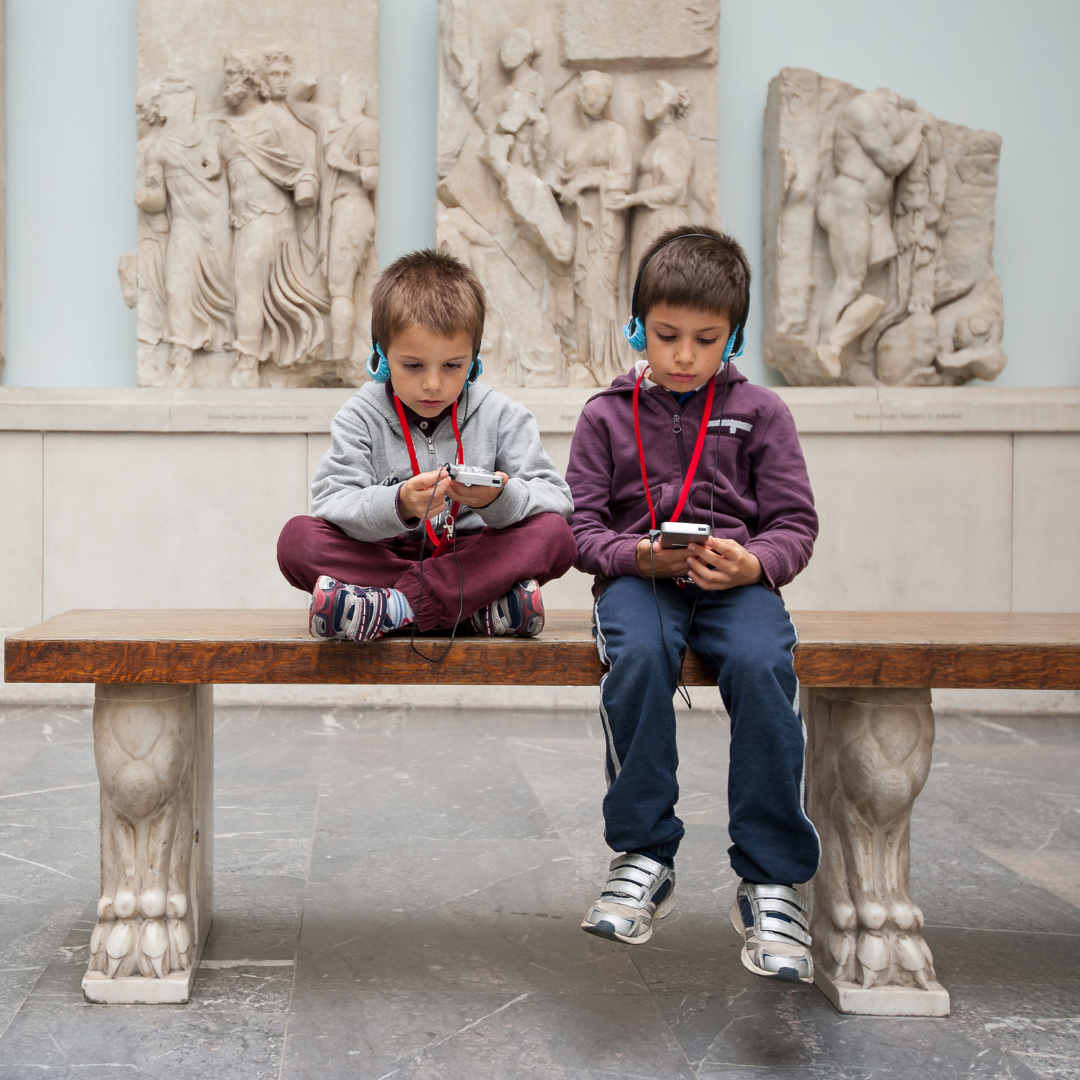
[[672, 413, 682, 434]]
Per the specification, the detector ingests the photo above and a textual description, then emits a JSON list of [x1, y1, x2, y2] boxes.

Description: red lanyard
[[633, 370, 716, 531], [392, 394, 464, 556]]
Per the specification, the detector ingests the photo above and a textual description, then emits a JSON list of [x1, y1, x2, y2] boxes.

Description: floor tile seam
[[622, 938, 703, 1078], [276, 768, 327, 1080], [924, 923, 1080, 937], [0, 902, 88, 1049]]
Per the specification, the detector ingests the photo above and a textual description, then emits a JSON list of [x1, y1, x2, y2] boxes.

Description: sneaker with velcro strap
[[310, 575, 389, 642], [581, 853, 675, 944], [729, 880, 814, 983], [469, 578, 545, 637]]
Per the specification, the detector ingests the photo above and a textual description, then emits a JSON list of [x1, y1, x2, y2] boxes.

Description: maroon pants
[[277, 513, 577, 631]]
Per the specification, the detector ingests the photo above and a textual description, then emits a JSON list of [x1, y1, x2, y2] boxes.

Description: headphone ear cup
[[366, 344, 391, 383], [468, 354, 483, 385], [623, 317, 647, 353], [721, 331, 736, 365], [729, 325, 746, 361]]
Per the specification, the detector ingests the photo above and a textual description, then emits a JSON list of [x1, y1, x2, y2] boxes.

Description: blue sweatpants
[[593, 576, 821, 885]]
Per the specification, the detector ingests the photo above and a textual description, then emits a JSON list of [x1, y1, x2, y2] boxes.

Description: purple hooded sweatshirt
[[565, 363, 818, 595]]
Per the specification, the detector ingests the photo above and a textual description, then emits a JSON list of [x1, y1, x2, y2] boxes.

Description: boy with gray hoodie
[[277, 250, 575, 641]]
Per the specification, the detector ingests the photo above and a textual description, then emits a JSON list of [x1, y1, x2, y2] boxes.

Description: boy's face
[[644, 303, 732, 392], [387, 324, 475, 417]]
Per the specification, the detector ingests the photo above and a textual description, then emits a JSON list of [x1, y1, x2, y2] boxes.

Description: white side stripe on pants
[[593, 604, 622, 782]]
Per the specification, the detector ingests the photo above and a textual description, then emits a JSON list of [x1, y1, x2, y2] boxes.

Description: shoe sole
[[581, 889, 676, 945], [728, 901, 814, 984]]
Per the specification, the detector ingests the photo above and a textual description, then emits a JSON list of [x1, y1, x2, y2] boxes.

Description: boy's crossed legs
[[584, 576, 821, 981], [277, 512, 576, 637]]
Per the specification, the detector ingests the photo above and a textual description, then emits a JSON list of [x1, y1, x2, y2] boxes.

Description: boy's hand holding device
[[447, 467, 509, 510], [686, 536, 762, 590], [399, 468, 453, 521], [635, 536, 691, 578], [635, 533, 763, 589]]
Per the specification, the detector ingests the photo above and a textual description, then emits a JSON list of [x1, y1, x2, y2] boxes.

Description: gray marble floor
[[0, 700, 1077, 1079]]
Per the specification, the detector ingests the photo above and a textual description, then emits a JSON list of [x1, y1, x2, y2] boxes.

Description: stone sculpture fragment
[[127, 0, 379, 388], [84, 685, 213, 1003], [437, 0, 721, 387], [762, 67, 1007, 386]]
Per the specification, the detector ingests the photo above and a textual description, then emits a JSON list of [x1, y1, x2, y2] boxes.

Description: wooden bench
[[6, 610, 1080, 1016]]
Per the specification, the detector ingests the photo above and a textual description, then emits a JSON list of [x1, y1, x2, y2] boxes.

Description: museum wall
[[0, 1, 1078, 712], [3, 0, 1079, 388]]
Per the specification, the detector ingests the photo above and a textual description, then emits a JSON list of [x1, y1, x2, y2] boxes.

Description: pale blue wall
[[4, 0, 1078, 387]]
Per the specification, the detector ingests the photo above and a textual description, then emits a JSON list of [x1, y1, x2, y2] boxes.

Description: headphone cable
[[405, 382, 474, 664], [667, 358, 733, 708]]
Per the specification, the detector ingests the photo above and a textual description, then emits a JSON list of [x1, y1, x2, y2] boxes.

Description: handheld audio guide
[[658, 522, 709, 548], [448, 464, 504, 488]]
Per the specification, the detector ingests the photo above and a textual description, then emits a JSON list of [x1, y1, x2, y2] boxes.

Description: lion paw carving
[[87, 688, 198, 981], [806, 687, 939, 993]]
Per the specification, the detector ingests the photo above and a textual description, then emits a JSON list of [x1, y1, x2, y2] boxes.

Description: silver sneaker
[[729, 880, 814, 983], [581, 853, 675, 944]]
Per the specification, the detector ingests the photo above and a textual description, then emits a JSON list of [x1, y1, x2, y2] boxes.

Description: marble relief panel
[[125, 0, 379, 389], [436, 0, 721, 388], [762, 67, 1007, 387]]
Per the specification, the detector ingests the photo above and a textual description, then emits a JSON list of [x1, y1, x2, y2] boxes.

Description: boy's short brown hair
[[371, 249, 486, 355], [636, 225, 751, 329]]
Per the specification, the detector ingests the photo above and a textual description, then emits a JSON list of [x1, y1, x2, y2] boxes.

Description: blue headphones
[[623, 232, 750, 364], [365, 341, 483, 385]]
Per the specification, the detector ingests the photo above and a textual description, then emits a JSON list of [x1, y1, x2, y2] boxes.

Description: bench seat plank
[[6, 609, 1080, 689]]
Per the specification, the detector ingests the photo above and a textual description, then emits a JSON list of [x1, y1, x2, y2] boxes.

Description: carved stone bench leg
[[83, 684, 213, 1004], [803, 686, 949, 1017]]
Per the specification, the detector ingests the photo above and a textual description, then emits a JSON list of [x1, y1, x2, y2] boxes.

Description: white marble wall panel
[[0, 432, 42, 626], [784, 433, 1014, 611], [42, 433, 309, 618], [1012, 433, 1080, 612]]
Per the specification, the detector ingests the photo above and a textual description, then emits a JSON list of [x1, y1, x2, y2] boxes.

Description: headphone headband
[[626, 231, 751, 358]]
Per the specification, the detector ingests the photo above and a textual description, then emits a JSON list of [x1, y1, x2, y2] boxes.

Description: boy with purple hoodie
[[565, 227, 821, 984]]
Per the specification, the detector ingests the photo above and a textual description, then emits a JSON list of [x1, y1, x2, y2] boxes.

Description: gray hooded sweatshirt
[[311, 381, 573, 542]]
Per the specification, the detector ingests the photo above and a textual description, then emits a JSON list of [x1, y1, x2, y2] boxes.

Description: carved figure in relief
[[934, 277, 1008, 382], [88, 694, 196, 981], [494, 30, 551, 175], [132, 84, 169, 348], [287, 74, 379, 369], [814, 89, 930, 376], [612, 79, 695, 274], [216, 50, 328, 388], [554, 71, 632, 387], [763, 68, 1008, 387], [263, 48, 324, 283], [478, 30, 573, 270], [806, 688, 939, 994], [137, 78, 234, 389]]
